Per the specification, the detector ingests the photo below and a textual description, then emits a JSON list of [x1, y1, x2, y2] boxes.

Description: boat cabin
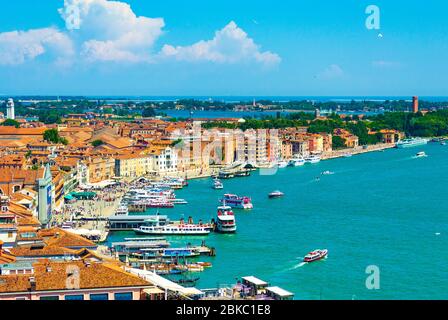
[[241, 276, 269, 296], [265, 286, 294, 300]]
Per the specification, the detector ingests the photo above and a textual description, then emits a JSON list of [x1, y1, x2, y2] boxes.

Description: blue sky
[[0, 0, 447, 96]]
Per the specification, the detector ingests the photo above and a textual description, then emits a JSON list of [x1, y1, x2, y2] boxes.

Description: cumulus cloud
[[317, 64, 344, 80], [160, 21, 281, 66], [59, 0, 165, 62], [0, 27, 74, 66], [0, 1, 279, 67]]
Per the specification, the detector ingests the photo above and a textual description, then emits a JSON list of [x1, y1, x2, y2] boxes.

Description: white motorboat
[[414, 151, 427, 158], [277, 161, 289, 168], [288, 157, 305, 167], [212, 179, 224, 190], [305, 155, 321, 164]]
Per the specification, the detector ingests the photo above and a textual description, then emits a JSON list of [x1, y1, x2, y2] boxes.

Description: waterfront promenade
[[321, 143, 396, 160]]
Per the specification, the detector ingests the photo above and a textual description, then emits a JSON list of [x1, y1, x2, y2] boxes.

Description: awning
[[144, 287, 165, 295]]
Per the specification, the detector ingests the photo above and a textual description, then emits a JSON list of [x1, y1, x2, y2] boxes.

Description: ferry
[[219, 194, 253, 209], [212, 179, 224, 190], [303, 249, 328, 263], [268, 191, 284, 198], [396, 137, 428, 148], [215, 206, 237, 233], [305, 155, 321, 164], [288, 157, 305, 167], [133, 217, 211, 236]]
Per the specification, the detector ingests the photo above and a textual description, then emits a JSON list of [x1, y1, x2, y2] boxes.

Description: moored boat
[[133, 216, 211, 236], [396, 137, 428, 148], [305, 155, 321, 164], [288, 157, 305, 167], [277, 161, 288, 168], [303, 249, 328, 263]]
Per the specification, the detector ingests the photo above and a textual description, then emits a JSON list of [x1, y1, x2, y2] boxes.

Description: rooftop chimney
[[29, 277, 36, 292]]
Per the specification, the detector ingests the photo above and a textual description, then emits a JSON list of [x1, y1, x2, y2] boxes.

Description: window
[[64, 294, 84, 300], [40, 296, 59, 300], [114, 292, 133, 300], [90, 293, 109, 301]]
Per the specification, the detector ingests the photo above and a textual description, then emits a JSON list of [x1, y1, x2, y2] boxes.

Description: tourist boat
[[212, 179, 224, 190], [277, 161, 289, 168], [219, 194, 253, 209], [133, 217, 211, 236], [415, 151, 427, 158], [288, 157, 305, 167], [215, 206, 237, 233], [268, 191, 284, 198], [303, 249, 328, 263], [305, 155, 321, 164], [321, 171, 335, 175], [396, 137, 428, 148]]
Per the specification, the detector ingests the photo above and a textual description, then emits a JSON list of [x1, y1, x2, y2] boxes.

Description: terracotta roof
[[0, 127, 47, 135], [0, 260, 151, 293], [38, 228, 97, 249], [0, 242, 16, 264], [9, 244, 76, 257], [0, 168, 44, 184]]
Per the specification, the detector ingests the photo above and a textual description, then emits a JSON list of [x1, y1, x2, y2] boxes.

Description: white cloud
[[372, 60, 402, 68], [59, 0, 165, 62], [0, 1, 279, 67], [317, 64, 344, 80], [0, 28, 74, 66], [160, 21, 281, 66]]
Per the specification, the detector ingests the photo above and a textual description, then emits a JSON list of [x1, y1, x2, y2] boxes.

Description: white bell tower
[[6, 98, 15, 120]]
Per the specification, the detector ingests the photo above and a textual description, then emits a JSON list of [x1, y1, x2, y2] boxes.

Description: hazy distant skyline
[[0, 0, 447, 96]]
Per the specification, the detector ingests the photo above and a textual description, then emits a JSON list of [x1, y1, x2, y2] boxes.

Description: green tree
[[43, 129, 67, 145], [332, 136, 346, 149], [1, 119, 20, 128], [91, 139, 104, 147], [142, 107, 156, 118]]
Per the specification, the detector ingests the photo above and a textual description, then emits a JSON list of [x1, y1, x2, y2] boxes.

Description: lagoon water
[[107, 143, 448, 299]]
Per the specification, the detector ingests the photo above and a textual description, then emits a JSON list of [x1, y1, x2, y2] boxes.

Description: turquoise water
[[107, 143, 448, 300]]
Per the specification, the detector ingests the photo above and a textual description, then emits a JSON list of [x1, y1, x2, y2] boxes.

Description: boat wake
[[288, 261, 307, 270]]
